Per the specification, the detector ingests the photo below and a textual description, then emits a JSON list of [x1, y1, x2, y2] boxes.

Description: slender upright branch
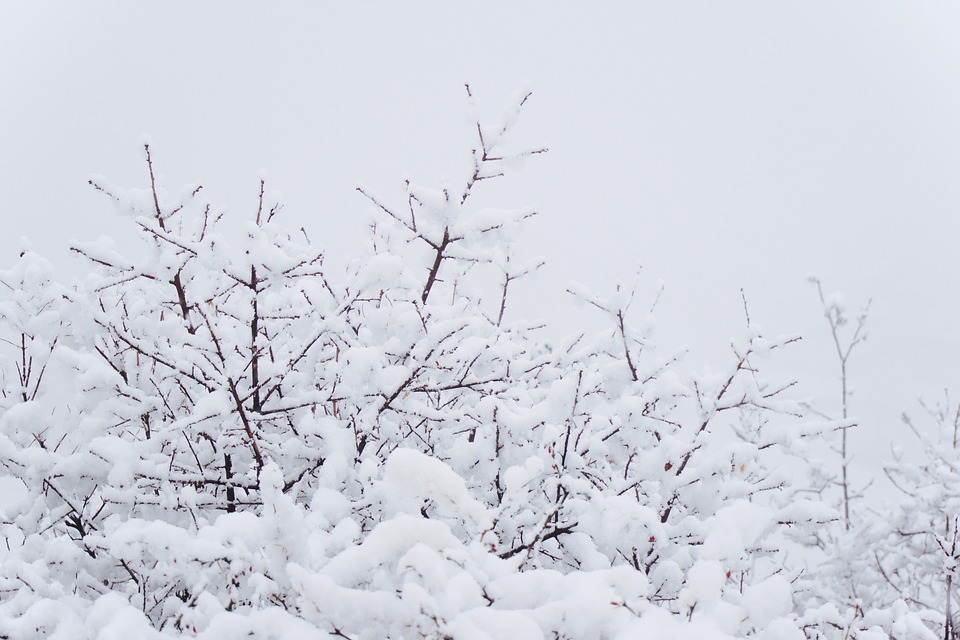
[[812, 277, 869, 530]]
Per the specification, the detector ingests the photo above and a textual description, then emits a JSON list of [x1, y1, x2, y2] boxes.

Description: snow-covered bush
[[859, 393, 960, 639], [0, 88, 932, 639]]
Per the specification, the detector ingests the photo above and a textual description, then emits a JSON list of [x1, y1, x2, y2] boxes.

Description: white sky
[[2, 2, 959, 492]]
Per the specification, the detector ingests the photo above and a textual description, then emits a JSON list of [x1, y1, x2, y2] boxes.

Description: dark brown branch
[[197, 308, 264, 472], [617, 310, 638, 382], [421, 228, 451, 304]]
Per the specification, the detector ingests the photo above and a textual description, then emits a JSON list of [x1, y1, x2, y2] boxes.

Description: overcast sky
[[2, 2, 959, 489]]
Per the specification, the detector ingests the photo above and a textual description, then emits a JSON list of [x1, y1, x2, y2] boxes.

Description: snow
[[0, 476, 28, 518], [701, 500, 774, 562], [381, 448, 489, 528], [743, 575, 793, 629]]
